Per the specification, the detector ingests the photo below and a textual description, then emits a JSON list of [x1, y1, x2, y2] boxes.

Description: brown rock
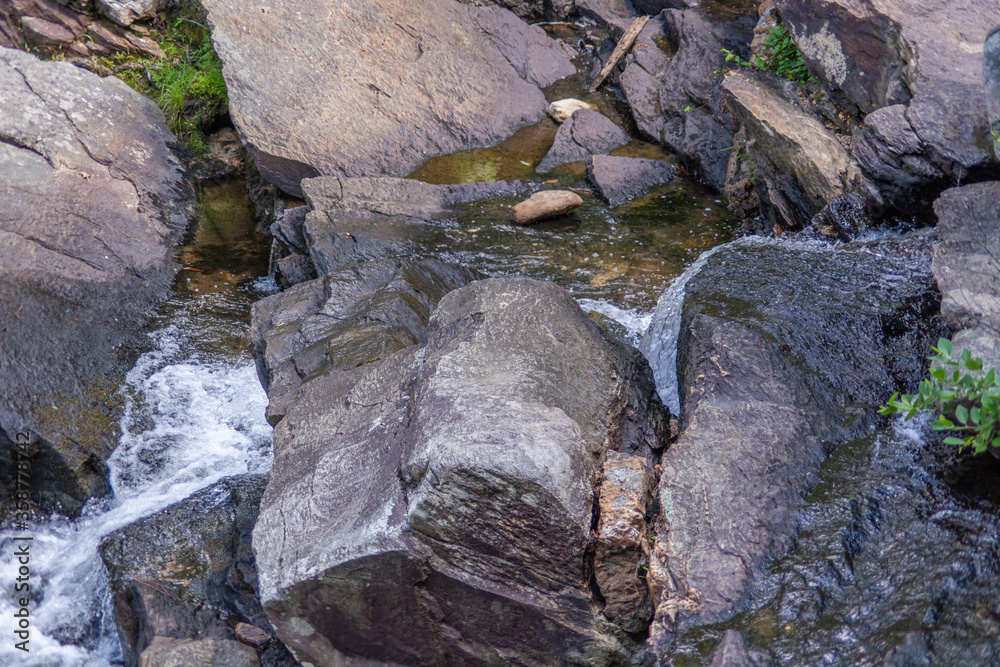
[[593, 452, 656, 633], [511, 190, 583, 224], [20, 16, 76, 47], [235, 622, 271, 651]]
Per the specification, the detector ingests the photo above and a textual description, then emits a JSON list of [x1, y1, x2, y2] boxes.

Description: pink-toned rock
[[511, 190, 583, 224], [235, 622, 271, 651]]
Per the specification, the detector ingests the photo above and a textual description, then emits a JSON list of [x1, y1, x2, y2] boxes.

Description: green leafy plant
[[880, 338, 1000, 454], [715, 24, 816, 85], [110, 6, 227, 154]]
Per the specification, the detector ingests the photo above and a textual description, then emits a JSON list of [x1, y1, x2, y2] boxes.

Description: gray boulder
[[586, 154, 677, 206], [777, 0, 1000, 211], [931, 181, 1000, 370], [253, 278, 668, 665], [201, 0, 574, 196], [99, 475, 298, 667], [536, 108, 630, 173], [641, 234, 944, 645], [0, 47, 193, 516], [619, 8, 755, 190], [247, 258, 481, 425]]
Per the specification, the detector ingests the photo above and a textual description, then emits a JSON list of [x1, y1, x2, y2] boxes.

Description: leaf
[[985, 368, 996, 385], [956, 405, 969, 425], [938, 338, 953, 356], [931, 417, 954, 430], [943, 437, 967, 446], [971, 407, 981, 425], [962, 349, 972, 365], [931, 368, 946, 382]]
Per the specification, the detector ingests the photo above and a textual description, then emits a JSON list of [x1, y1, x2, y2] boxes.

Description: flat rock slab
[[536, 108, 630, 173], [641, 234, 944, 643], [512, 189, 583, 223], [253, 278, 667, 665], [202, 0, 574, 196], [932, 181, 1000, 370], [586, 154, 678, 206], [0, 47, 192, 516]]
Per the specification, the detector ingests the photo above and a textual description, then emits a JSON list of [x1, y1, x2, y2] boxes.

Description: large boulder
[[99, 475, 298, 667], [201, 0, 575, 196], [0, 47, 193, 516], [931, 181, 1000, 370], [776, 0, 1000, 212], [586, 154, 678, 207], [253, 278, 668, 665], [619, 8, 756, 190], [722, 69, 852, 229], [640, 234, 944, 648]]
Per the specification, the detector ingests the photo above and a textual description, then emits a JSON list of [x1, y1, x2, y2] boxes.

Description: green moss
[[109, 4, 228, 154]]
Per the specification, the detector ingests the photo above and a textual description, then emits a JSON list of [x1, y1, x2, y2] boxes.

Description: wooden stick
[[589, 16, 650, 92]]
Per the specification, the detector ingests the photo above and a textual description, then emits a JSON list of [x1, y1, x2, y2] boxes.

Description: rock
[[201, 0, 574, 196], [96, 0, 163, 27], [722, 69, 851, 229], [300, 176, 525, 276], [619, 8, 755, 190], [0, 47, 193, 517], [511, 189, 584, 223], [586, 154, 677, 206], [987, 26, 1000, 153], [593, 452, 657, 633], [267, 206, 315, 288], [1, 0, 88, 52], [253, 278, 668, 665], [235, 623, 272, 652], [247, 257, 481, 425], [138, 637, 261, 667], [708, 630, 772, 667], [547, 98, 592, 123], [576, 0, 638, 34], [777, 0, 1000, 211], [99, 475, 297, 667], [641, 234, 944, 642], [931, 181, 1000, 370], [536, 108, 630, 173], [455, 0, 575, 21], [883, 632, 933, 667]]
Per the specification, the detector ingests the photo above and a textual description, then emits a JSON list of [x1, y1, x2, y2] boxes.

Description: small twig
[[589, 16, 650, 92], [277, 253, 304, 262], [121, 231, 151, 247]]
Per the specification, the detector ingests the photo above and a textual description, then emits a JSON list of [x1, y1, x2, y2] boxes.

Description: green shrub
[[719, 23, 816, 85], [111, 7, 227, 154], [880, 338, 1000, 455]]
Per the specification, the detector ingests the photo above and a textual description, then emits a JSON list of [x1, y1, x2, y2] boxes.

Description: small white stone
[[546, 99, 592, 123]]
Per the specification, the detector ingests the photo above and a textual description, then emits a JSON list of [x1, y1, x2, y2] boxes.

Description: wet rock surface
[[931, 181, 1000, 369], [641, 235, 945, 648], [536, 108, 631, 173], [99, 475, 298, 667], [586, 154, 678, 207], [707, 630, 772, 667], [0, 47, 193, 516], [201, 0, 574, 195], [252, 277, 668, 666]]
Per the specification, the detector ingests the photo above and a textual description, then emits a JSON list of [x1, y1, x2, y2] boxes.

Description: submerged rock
[[99, 475, 297, 667], [511, 189, 584, 224], [707, 630, 772, 667], [931, 181, 1000, 370], [253, 278, 668, 666], [0, 47, 193, 517], [202, 0, 574, 196], [536, 108, 630, 173], [641, 234, 944, 647], [586, 154, 678, 207]]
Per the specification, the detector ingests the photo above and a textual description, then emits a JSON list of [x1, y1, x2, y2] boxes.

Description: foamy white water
[[0, 323, 271, 666], [577, 298, 653, 346]]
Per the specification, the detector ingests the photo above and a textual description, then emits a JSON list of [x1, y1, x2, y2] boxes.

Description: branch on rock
[[589, 16, 649, 92]]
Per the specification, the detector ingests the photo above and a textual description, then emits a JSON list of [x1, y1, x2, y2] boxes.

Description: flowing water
[[0, 181, 276, 666]]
